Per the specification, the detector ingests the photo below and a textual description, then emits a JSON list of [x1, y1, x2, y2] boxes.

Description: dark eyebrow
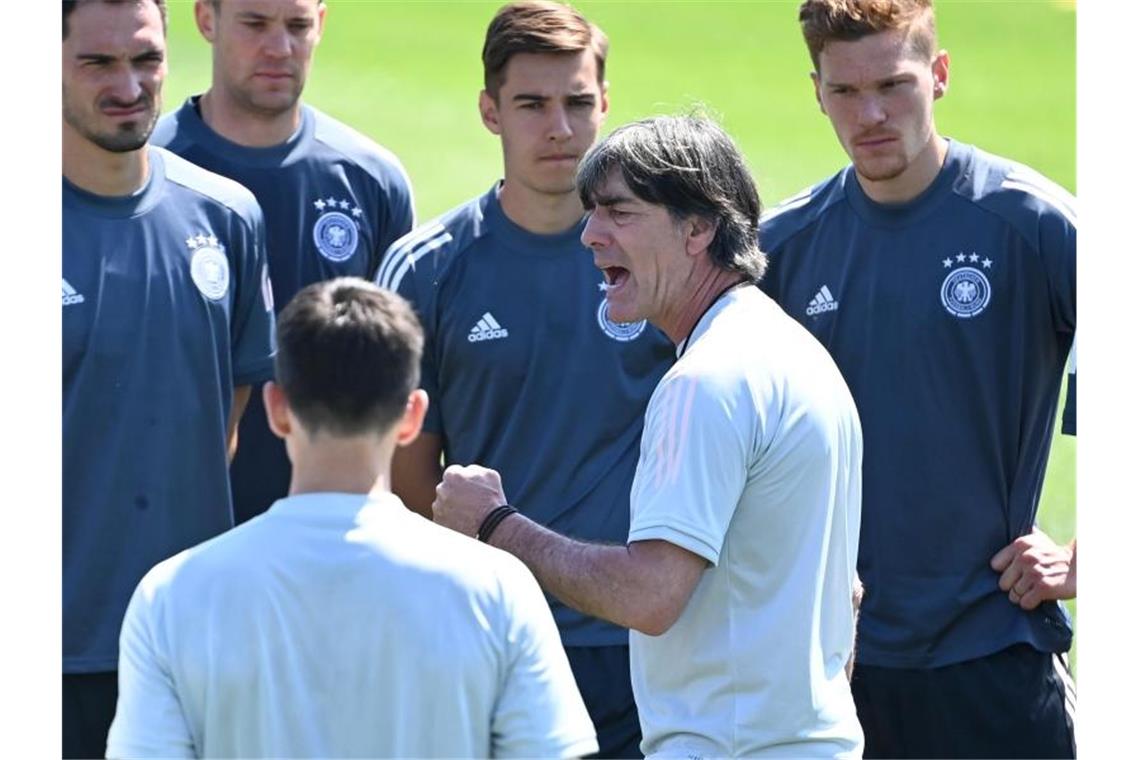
[[234, 11, 273, 21], [593, 192, 637, 207], [512, 93, 549, 104], [76, 53, 116, 64]]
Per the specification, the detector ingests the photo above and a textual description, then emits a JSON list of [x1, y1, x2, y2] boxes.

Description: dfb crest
[[186, 233, 230, 301], [312, 196, 362, 263], [597, 297, 647, 341]]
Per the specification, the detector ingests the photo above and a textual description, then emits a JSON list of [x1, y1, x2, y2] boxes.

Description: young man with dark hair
[[376, 3, 673, 755], [759, 0, 1077, 756], [154, 0, 416, 525], [107, 279, 596, 759], [434, 114, 864, 758], [62, 0, 275, 756]]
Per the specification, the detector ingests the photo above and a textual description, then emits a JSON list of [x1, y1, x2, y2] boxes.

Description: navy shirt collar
[[177, 95, 313, 168], [843, 138, 968, 228], [481, 181, 588, 257], [62, 147, 167, 218]]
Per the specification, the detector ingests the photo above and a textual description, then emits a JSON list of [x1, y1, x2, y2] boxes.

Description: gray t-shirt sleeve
[[492, 557, 598, 758], [106, 572, 196, 759], [628, 372, 749, 566]]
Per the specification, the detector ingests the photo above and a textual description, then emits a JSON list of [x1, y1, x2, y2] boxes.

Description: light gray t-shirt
[[628, 285, 864, 758], [107, 492, 597, 759]]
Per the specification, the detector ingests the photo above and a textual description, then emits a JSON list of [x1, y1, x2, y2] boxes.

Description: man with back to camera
[[61, 0, 275, 756], [106, 278, 597, 759], [433, 114, 865, 759], [758, 1, 1077, 755], [375, 2, 674, 755], [154, 0, 416, 525]]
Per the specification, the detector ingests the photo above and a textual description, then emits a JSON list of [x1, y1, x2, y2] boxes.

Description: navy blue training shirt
[[63, 147, 275, 672], [377, 185, 675, 646], [759, 139, 1076, 668], [154, 98, 416, 522]]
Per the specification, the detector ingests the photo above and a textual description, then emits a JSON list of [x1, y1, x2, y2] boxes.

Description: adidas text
[[468, 312, 509, 342], [468, 327, 509, 342], [62, 278, 86, 306], [805, 285, 838, 316]]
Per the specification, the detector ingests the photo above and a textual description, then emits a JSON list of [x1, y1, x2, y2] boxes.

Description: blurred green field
[[162, 0, 1076, 653]]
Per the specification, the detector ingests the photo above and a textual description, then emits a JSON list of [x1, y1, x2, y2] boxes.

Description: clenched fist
[[432, 464, 509, 537]]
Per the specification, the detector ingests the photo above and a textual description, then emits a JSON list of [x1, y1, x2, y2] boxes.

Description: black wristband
[[477, 504, 518, 543]]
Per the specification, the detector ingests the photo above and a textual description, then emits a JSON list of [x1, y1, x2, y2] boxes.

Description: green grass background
[[162, 0, 1077, 657]]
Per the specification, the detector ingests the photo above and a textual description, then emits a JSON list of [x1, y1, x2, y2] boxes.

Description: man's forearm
[[488, 514, 671, 635]]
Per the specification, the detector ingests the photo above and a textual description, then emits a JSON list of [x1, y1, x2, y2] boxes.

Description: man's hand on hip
[[990, 527, 1076, 610]]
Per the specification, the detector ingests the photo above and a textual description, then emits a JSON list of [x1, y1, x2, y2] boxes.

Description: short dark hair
[[798, 0, 936, 70], [577, 114, 767, 282], [275, 278, 424, 438], [482, 1, 608, 99], [63, 0, 168, 40]]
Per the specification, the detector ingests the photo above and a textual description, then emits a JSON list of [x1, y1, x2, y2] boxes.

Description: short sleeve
[[756, 225, 781, 302], [628, 372, 749, 565], [1039, 201, 1076, 336], [1062, 339, 1076, 436], [229, 204, 276, 386], [367, 162, 417, 281], [105, 578, 196, 759], [376, 233, 442, 434], [492, 560, 598, 758]]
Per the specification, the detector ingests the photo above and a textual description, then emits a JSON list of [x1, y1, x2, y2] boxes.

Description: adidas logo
[[468, 312, 509, 342], [62, 278, 85, 306], [805, 285, 838, 316]]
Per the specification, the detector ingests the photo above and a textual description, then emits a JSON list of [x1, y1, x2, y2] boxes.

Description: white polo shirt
[[107, 492, 597, 759], [628, 285, 864, 758]]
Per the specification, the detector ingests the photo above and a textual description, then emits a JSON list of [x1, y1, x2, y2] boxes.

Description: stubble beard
[[852, 150, 910, 184], [229, 76, 304, 121], [63, 93, 159, 153]]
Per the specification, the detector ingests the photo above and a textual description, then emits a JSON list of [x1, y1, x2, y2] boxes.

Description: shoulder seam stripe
[[376, 223, 447, 287], [380, 221, 446, 269], [759, 181, 827, 223], [1003, 168, 1076, 218], [1006, 168, 1076, 204], [1000, 179, 1077, 228], [379, 232, 452, 291], [760, 194, 813, 223]]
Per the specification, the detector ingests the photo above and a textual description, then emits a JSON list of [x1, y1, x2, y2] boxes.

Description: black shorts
[[63, 671, 118, 759], [565, 645, 643, 759], [852, 644, 1076, 758]]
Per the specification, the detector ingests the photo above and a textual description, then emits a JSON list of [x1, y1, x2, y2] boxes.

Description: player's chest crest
[[310, 195, 364, 262], [184, 232, 230, 301], [938, 250, 995, 319], [595, 281, 648, 342]]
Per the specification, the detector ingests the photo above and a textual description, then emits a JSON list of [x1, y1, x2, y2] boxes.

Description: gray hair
[[577, 114, 766, 281]]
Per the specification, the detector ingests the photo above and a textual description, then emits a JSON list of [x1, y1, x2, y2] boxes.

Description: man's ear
[[811, 71, 825, 115], [194, 0, 216, 43], [263, 381, 292, 440], [685, 216, 719, 258], [314, 0, 328, 43], [395, 389, 429, 447], [479, 90, 502, 136], [600, 80, 611, 121], [932, 50, 950, 100]]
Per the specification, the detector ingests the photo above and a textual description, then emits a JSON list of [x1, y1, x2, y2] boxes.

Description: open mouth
[[601, 266, 630, 291]]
